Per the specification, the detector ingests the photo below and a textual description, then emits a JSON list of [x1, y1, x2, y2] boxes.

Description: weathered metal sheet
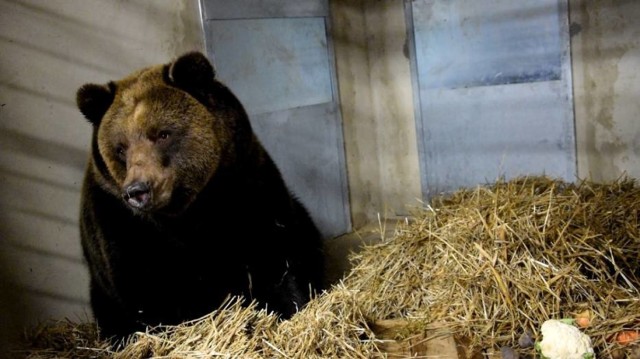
[[414, 0, 563, 89], [205, 17, 333, 116], [419, 81, 575, 196], [408, 0, 575, 198], [201, 0, 350, 238], [251, 103, 350, 239]]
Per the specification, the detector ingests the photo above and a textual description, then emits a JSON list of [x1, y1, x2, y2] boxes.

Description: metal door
[[200, 0, 350, 238], [407, 0, 576, 199]]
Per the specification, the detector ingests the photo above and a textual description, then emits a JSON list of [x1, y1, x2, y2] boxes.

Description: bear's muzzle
[[123, 181, 152, 210]]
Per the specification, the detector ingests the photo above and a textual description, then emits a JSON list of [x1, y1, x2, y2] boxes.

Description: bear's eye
[[158, 130, 171, 141], [116, 145, 126, 162]]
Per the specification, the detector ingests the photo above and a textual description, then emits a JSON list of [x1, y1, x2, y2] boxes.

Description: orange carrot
[[574, 310, 592, 328], [615, 330, 639, 346]]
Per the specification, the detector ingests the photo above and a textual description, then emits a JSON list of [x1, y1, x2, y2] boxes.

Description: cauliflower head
[[536, 319, 595, 359]]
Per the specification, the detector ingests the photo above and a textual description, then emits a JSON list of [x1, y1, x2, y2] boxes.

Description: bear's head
[[77, 52, 244, 216]]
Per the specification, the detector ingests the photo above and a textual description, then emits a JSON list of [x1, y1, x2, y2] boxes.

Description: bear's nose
[[123, 182, 151, 209]]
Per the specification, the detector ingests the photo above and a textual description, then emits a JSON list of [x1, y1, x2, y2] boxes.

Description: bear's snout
[[123, 181, 151, 210]]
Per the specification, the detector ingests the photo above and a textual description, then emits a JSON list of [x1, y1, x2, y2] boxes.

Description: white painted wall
[[0, 0, 204, 349]]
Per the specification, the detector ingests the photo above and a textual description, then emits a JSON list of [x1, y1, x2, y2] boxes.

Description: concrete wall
[[570, 0, 640, 181], [330, 0, 422, 229], [0, 0, 204, 349], [2, 0, 640, 352], [332, 0, 640, 228]]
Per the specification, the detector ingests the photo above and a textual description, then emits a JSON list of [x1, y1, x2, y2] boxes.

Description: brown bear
[[76, 51, 324, 341]]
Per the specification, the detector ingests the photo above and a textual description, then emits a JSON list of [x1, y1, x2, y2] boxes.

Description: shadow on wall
[[0, 128, 91, 350], [2, 0, 204, 77], [0, 128, 87, 170], [1, 0, 206, 350]]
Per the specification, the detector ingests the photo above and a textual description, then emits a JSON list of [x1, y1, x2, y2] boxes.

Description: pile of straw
[[17, 176, 640, 358], [347, 176, 640, 355], [19, 289, 379, 359]]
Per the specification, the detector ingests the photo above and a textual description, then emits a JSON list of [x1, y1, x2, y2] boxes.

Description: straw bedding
[[16, 176, 640, 358]]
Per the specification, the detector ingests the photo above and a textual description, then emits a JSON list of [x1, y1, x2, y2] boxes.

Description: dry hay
[[347, 176, 640, 356], [16, 176, 640, 358], [18, 289, 378, 359]]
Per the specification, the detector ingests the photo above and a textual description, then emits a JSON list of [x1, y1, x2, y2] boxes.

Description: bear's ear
[[166, 52, 216, 95], [76, 83, 115, 126]]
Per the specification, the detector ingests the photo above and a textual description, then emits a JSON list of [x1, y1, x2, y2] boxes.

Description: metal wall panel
[[408, 0, 575, 198], [251, 103, 349, 239], [419, 81, 575, 195], [206, 17, 333, 116], [415, 0, 562, 89], [202, 0, 328, 20], [202, 0, 350, 238]]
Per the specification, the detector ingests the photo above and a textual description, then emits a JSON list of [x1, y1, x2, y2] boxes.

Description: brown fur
[[92, 65, 227, 214], [76, 52, 324, 341]]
